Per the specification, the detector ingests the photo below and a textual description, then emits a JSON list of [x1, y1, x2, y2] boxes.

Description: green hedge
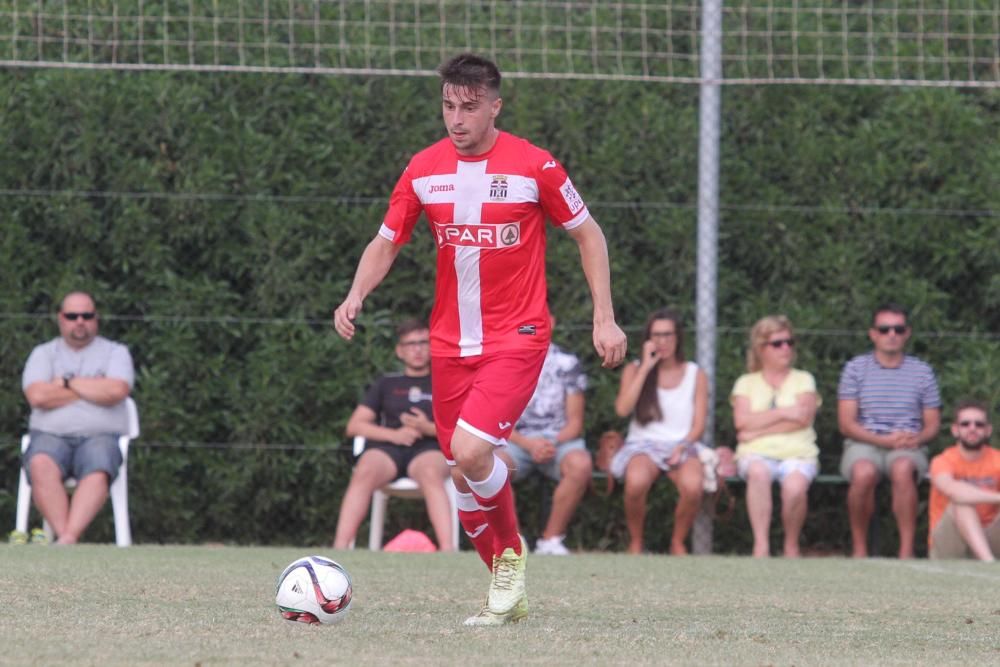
[[1, 69, 997, 552]]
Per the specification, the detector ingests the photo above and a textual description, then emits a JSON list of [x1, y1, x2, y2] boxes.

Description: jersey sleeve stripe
[[378, 224, 397, 242], [561, 208, 590, 230]]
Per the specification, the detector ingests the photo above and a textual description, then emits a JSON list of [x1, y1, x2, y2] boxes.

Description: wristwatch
[[62, 373, 74, 389]]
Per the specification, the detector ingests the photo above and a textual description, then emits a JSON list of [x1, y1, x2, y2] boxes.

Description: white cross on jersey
[[412, 161, 538, 357], [451, 161, 489, 356]]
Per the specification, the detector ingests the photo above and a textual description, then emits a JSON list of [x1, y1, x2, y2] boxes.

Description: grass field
[[3, 545, 999, 666]]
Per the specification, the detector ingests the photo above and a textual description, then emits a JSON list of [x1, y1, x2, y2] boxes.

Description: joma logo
[[429, 184, 455, 193]]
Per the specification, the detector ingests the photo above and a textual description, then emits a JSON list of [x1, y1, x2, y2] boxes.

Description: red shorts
[[432, 348, 547, 465]]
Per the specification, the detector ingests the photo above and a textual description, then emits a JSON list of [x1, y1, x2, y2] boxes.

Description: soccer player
[[333, 53, 627, 626]]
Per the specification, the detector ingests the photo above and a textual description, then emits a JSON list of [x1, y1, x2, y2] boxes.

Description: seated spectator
[[332, 319, 454, 551], [730, 315, 820, 558], [838, 302, 941, 558], [506, 316, 593, 555], [928, 400, 1000, 561], [18, 291, 134, 545], [610, 308, 708, 555]]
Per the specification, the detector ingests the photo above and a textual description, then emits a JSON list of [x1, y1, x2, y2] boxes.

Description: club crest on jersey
[[489, 175, 509, 201], [433, 222, 521, 249]]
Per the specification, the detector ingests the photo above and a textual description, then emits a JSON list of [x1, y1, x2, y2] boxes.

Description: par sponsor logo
[[429, 183, 455, 194], [433, 222, 521, 249]]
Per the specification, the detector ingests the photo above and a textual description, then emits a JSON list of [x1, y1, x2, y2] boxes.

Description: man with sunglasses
[[332, 318, 453, 552], [838, 302, 941, 558], [927, 400, 999, 560], [18, 291, 134, 545]]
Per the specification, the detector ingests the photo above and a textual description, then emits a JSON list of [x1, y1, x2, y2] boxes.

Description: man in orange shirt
[[928, 400, 999, 560]]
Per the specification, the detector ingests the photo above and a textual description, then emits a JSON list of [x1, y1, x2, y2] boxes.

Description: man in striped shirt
[[838, 303, 941, 558]]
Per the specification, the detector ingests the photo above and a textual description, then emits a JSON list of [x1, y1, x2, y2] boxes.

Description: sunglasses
[[875, 325, 908, 335], [62, 312, 96, 321], [957, 420, 988, 428], [765, 338, 795, 349]]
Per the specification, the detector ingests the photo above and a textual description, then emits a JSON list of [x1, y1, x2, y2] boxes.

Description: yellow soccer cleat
[[486, 535, 528, 615], [463, 595, 529, 627]]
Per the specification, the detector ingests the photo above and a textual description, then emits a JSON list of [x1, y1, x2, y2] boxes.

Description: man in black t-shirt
[[333, 319, 454, 550]]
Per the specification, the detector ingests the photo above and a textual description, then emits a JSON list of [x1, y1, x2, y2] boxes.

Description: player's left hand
[[593, 320, 627, 368]]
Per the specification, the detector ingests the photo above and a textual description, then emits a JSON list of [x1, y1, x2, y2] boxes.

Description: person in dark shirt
[[332, 319, 454, 551]]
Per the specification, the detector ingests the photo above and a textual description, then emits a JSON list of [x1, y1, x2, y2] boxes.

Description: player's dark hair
[[634, 308, 686, 426], [396, 318, 428, 339], [438, 53, 501, 95], [953, 398, 990, 421], [871, 302, 908, 326]]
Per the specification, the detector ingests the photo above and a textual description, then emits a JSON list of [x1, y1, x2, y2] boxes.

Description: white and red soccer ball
[[275, 556, 353, 625]]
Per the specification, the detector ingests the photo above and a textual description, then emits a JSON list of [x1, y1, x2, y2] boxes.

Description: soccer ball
[[275, 556, 353, 625]]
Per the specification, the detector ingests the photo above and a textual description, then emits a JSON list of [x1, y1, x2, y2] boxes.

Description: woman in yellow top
[[730, 315, 821, 558]]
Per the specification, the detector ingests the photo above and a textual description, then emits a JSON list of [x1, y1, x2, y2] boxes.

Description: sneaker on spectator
[[534, 535, 570, 555], [29, 528, 49, 545], [8, 530, 28, 545]]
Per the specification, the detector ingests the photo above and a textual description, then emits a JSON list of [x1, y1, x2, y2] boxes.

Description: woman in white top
[[730, 315, 820, 558], [612, 308, 709, 554]]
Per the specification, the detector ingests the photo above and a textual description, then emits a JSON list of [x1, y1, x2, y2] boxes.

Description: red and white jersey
[[379, 131, 590, 358]]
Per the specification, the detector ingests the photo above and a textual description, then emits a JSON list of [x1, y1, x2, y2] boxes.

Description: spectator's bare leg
[[847, 460, 879, 557], [332, 450, 397, 549], [59, 471, 110, 544], [889, 458, 918, 559], [950, 505, 996, 561], [745, 460, 773, 558], [543, 449, 592, 540], [666, 457, 704, 555], [780, 471, 810, 558], [28, 454, 70, 538], [409, 451, 456, 552], [623, 455, 659, 554]]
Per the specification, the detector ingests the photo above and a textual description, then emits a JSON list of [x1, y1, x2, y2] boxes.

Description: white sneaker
[[534, 535, 570, 556]]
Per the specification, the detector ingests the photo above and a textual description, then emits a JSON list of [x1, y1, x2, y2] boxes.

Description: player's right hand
[[333, 295, 363, 340]]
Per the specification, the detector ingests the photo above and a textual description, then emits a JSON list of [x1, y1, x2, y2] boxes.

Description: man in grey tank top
[[19, 291, 134, 545]]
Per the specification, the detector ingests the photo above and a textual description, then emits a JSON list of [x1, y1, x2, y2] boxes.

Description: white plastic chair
[[352, 435, 459, 551], [15, 397, 139, 547]]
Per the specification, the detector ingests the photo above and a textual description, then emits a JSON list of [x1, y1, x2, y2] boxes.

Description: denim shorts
[[23, 431, 122, 485], [737, 453, 818, 483], [506, 437, 588, 482]]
